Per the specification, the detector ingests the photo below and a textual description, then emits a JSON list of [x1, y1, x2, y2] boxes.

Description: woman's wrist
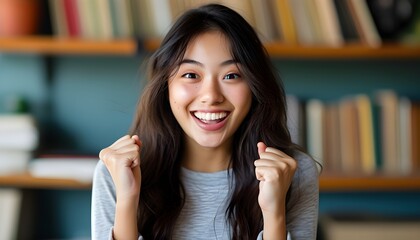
[[114, 197, 139, 240], [262, 210, 287, 240]]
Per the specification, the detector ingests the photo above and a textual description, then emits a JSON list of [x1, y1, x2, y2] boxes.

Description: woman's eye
[[182, 73, 198, 79], [223, 73, 240, 80]]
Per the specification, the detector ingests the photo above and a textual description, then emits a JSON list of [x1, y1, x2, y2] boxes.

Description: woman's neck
[[182, 139, 232, 173]]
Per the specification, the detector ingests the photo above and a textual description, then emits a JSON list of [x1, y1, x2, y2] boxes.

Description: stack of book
[[0, 114, 38, 240], [0, 114, 39, 175]]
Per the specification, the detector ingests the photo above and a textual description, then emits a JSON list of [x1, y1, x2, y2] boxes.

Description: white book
[[306, 99, 324, 168], [0, 150, 31, 175], [76, 0, 95, 39], [148, 0, 173, 37], [0, 189, 22, 240], [29, 157, 99, 183], [0, 114, 38, 151], [315, 0, 344, 47]]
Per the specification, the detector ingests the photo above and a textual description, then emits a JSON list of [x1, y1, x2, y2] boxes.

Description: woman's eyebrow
[[180, 59, 203, 67], [179, 59, 238, 67]]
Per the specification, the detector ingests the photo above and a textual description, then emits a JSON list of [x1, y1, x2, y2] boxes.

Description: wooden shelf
[[0, 36, 137, 55], [320, 173, 420, 191], [144, 39, 420, 59], [1, 37, 419, 58], [1, 172, 420, 191], [0, 173, 91, 190], [264, 43, 420, 58]]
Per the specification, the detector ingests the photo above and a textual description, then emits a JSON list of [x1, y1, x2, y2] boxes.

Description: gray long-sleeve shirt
[[91, 150, 319, 239]]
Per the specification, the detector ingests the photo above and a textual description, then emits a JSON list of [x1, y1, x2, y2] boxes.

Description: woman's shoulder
[[92, 160, 115, 190], [290, 149, 320, 192], [293, 150, 320, 177]]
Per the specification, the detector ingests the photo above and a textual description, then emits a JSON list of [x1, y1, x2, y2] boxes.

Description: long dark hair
[[130, 4, 297, 239]]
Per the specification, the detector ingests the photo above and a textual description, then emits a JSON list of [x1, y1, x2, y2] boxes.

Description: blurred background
[[0, 0, 420, 239]]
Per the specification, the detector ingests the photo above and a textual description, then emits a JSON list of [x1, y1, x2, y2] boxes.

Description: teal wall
[[1, 54, 420, 238]]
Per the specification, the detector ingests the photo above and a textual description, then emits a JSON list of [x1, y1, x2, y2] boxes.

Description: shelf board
[[264, 43, 420, 58], [0, 36, 137, 55], [0, 173, 91, 190], [144, 39, 420, 59], [1, 37, 419, 58], [320, 173, 420, 191], [1, 172, 420, 191]]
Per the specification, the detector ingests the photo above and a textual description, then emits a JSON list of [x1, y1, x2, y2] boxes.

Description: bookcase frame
[[0, 37, 420, 191]]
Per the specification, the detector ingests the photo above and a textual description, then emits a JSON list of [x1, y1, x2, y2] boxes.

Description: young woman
[[92, 4, 319, 240]]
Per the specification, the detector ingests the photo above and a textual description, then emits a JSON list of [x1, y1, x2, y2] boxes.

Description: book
[[0, 114, 38, 151], [399, 97, 412, 174], [250, 0, 278, 42], [288, 0, 317, 45], [95, 0, 113, 39], [110, 0, 134, 38], [0, 150, 31, 175], [375, 90, 400, 174], [334, 0, 360, 43], [28, 156, 99, 183], [410, 101, 420, 172], [49, 0, 69, 37], [0, 188, 22, 240], [324, 103, 341, 172], [147, 0, 173, 37], [272, 0, 298, 44], [321, 215, 420, 240], [314, 0, 344, 46], [304, 0, 325, 45], [286, 95, 305, 146], [220, 0, 256, 29], [306, 99, 325, 167], [347, 0, 382, 47], [338, 97, 361, 173], [355, 94, 376, 174], [76, 0, 95, 39], [63, 0, 80, 37]]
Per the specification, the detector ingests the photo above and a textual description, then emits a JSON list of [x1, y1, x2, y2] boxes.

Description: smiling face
[[168, 31, 252, 152]]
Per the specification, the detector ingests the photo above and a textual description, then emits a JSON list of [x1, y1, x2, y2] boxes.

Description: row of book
[[48, 0, 419, 46], [286, 90, 420, 175]]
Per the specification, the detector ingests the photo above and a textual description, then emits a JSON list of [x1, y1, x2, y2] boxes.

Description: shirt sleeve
[[285, 151, 320, 240], [91, 160, 143, 240]]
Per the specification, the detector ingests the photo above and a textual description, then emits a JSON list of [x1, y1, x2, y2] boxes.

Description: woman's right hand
[[99, 135, 142, 202]]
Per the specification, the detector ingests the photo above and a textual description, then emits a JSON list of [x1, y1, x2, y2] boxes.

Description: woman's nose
[[199, 78, 224, 105]]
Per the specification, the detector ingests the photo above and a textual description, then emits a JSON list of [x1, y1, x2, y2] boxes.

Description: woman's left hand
[[254, 142, 297, 217]]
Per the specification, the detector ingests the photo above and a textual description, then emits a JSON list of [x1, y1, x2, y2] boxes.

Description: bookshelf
[[1, 1, 420, 239]]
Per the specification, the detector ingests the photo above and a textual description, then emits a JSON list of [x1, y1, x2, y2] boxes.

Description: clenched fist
[[99, 135, 142, 202]]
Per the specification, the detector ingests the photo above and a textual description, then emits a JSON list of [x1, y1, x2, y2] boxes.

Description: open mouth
[[192, 111, 229, 124]]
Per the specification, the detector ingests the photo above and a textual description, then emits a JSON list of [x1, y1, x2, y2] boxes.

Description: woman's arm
[[91, 160, 117, 239], [97, 135, 142, 240], [285, 152, 319, 240], [254, 142, 297, 240]]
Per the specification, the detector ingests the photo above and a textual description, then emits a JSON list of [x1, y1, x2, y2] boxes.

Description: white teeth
[[194, 112, 227, 121]]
